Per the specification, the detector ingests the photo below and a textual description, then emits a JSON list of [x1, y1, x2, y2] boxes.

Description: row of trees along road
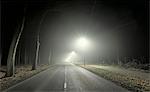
[[6, 8, 47, 77]]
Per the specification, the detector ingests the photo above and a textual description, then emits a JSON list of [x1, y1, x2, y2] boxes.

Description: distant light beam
[[65, 51, 76, 62]]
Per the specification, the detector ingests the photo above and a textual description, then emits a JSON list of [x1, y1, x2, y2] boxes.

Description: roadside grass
[[0, 64, 50, 91], [80, 65, 150, 92]]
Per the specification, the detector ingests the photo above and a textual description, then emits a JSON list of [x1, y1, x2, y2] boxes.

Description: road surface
[[5, 63, 129, 92]]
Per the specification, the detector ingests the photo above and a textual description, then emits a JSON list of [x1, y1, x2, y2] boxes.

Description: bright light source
[[65, 56, 71, 62], [76, 37, 90, 50], [70, 51, 75, 55]]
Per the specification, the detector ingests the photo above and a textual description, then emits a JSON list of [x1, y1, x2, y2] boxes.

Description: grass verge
[[0, 64, 50, 91], [80, 65, 150, 92]]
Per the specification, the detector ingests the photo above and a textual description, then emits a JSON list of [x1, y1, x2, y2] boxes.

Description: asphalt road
[[5, 63, 129, 92]]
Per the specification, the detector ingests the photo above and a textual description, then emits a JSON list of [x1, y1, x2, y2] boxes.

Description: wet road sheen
[[5, 63, 129, 92]]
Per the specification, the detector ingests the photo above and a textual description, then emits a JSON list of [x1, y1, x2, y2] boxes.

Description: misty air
[[1, 0, 149, 92]]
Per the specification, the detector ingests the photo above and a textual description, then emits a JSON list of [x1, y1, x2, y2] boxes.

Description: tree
[[32, 10, 48, 70], [48, 49, 52, 65], [33, 10, 61, 69], [32, 35, 40, 70], [6, 12, 26, 77]]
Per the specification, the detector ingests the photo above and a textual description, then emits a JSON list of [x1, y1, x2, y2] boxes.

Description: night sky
[[1, 0, 149, 64]]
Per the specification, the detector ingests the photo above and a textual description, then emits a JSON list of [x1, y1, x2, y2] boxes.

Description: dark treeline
[[1, 0, 149, 76]]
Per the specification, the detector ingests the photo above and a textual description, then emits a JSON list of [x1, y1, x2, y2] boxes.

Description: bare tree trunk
[[6, 16, 25, 77], [0, 47, 1, 68], [32, 11, 48, 70], [32, 36, 40, 70], [48, 49, 52, 65], [18, 46, 21, 65], [116, 48, 120, 65], [24, 47, 27, 65], [27, 49, 29, 65], [0, 53, 1, 69]]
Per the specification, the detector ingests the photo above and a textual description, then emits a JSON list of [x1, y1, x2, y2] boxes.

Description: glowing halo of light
[[76, 37, 90, 51]]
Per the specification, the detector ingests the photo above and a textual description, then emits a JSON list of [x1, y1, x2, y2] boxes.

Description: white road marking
[[64, 65, 67, 89], [64, 82, 67, 89]]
